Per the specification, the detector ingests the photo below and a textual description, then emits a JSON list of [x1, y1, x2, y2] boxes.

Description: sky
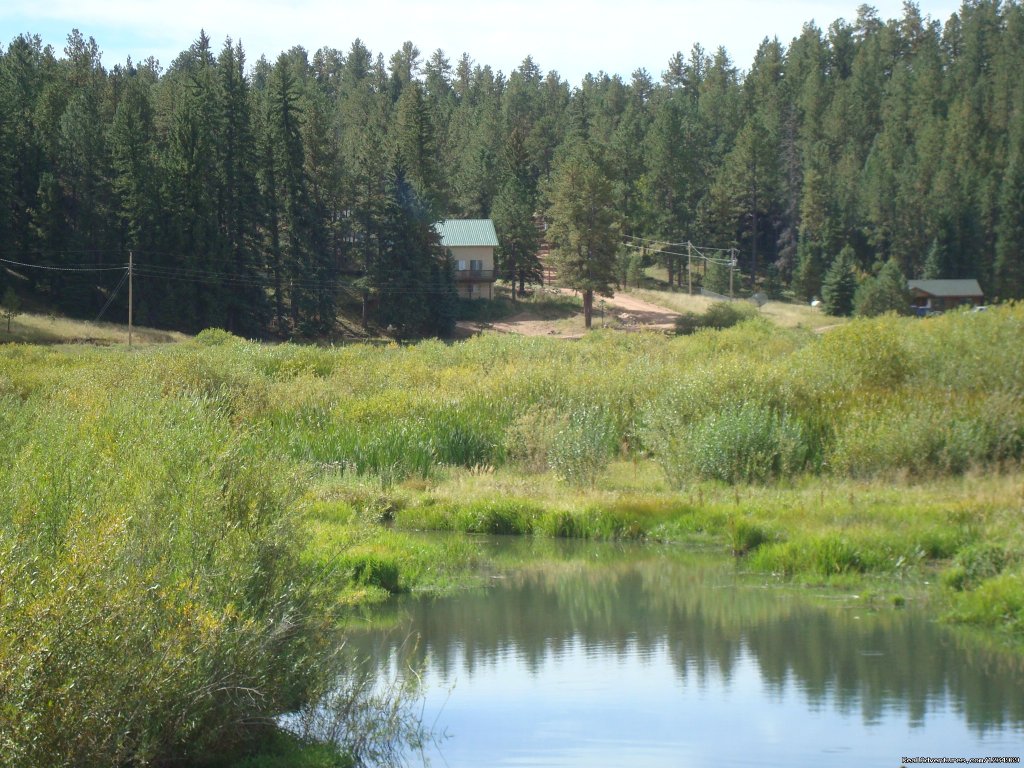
[[0, 0, 965, 84]]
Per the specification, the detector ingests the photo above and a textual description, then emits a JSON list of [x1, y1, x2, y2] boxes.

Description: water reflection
[[347, 538, 1024, 766]]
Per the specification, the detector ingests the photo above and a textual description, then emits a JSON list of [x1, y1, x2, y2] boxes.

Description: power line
[[0, 256, 127, 272], [94, 269, 130, 323], [622, 240, 735, 265]]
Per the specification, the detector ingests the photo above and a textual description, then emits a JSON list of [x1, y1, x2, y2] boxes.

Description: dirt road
[[458, 289, 681, 339]]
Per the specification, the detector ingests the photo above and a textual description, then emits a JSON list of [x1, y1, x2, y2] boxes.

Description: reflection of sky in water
[[347, 541, 1024, 767], [411, 638, 1023, 768]]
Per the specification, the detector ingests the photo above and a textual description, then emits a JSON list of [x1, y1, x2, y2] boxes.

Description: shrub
[[853, 259, 911, 317], [943, 544, 1014, 592], [750, 535, 864, 577], [194, 327, 244, 346], [548, 405, 618, 487], [829, 395, 1024, 479], [504, 407, 560, 472], [947, 570, 1024, 635], [683, 403, 813, 485], [0, 381, 333, 768], [674, 301, 757, 335], [457, 498, 540, 535], [337, 550, 402, 593], [730, 518, 774, 555]]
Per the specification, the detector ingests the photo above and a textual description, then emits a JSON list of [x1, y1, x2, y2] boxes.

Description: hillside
[[0, 310, 189, 346]]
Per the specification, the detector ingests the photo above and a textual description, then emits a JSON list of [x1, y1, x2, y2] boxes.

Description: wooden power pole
[[128, 250, 133, 348]]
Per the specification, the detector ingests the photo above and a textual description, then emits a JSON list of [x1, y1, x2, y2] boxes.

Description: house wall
[[450, 245, 495, 271], [911, 293, 982, 313]]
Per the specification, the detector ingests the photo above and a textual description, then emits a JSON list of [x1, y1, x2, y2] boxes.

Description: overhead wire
[[94, 269, 130, 322], [0, 256, 128, 272]]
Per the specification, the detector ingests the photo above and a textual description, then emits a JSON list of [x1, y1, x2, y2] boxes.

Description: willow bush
[[1, 303, 1022, 764], [0, 355, 332, 768]]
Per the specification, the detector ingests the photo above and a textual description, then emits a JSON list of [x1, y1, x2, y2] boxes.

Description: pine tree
[[854, 258, 910, 317], [393, 80, 443, 218], [373, 167, 455, 338], [993, 114, 1024, 300], [265, 51, 331, 335], [163, 32, 222, 331], [215, 39, 268, 336], [492, 177, 541, 298], [821, 244, 857, 316], [703, 255, 733, 295], [546, 140, 618, 329]]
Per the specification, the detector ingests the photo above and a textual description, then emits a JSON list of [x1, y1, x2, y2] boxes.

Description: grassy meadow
[[1, 304, 1023, 765]]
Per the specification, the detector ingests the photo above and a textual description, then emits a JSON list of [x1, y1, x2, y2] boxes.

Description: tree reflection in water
[[345, 537, 1024, 749]]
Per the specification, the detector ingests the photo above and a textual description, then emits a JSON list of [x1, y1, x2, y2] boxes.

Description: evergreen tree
[[265, 51, 332, 335], [702, 254, 733, 295], [162, 32, 222, 331], [642, 89, 700, 287], [392, 80, 443, 217], [373, 167, 455, 338], [1, 286, 20, 332], [492, 176, 541, 298], [821, 244, 857, 316], [854, 258, 910, 317], [993, 114, 1024, 300], [546, 140, 618, 329], [215, 39, 268, 336], [922, 237, 950, 280]]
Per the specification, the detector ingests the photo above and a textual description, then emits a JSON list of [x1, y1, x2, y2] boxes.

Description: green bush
[[943, 543, 1015, 592], [0, 377, 332, 768], [337, 551, 402, 593], [674, 301, 757, 335], [750, 535, 865, 577], [947, 570, 1024, 635], [548, 405, 619, 487], [456, 498, 540, 535], [730, 518, 775, 555], [829, 395, 1024, 478], [683, 403, 813, 484]]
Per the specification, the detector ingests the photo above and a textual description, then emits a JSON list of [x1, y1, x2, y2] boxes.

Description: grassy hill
[[0, 310, 189, 345]]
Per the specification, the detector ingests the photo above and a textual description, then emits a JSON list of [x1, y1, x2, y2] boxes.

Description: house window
[[470, 259, 483, 273], [457, 259, 467, 271]]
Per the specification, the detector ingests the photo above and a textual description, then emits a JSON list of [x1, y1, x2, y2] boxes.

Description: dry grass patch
[[0, 311, 188, 345]]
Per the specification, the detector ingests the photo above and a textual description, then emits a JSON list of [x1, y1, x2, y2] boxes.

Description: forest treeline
[[1, 0, 1023, 338]]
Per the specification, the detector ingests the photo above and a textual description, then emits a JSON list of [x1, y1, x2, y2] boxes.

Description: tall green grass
[[1, 302, 1022, 763], [0, 353, 334, 767]]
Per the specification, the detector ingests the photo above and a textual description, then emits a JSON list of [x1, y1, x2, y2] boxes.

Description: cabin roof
[[436, 219, 499, 248], [907, 279, 983, 297]]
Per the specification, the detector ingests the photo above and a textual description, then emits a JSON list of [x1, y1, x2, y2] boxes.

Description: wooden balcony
[[455, 268, 496, 282]]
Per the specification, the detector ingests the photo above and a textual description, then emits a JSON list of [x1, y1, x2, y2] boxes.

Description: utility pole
[[128, 250, 133, 348], [729, 248, 736, 298], [687, 242, 693, 295]]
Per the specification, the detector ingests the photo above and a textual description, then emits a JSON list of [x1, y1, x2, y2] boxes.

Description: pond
[[345, 537, 1024, 767]]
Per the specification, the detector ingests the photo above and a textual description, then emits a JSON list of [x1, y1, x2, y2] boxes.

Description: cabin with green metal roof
[[436, 219, 499, 299], [908, 279, 984, 314]]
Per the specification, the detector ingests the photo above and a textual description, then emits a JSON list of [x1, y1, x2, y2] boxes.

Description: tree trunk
[[583, 289, 593, 329]]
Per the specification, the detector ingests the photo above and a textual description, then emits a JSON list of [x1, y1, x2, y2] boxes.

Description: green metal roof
[[907, 279, 983, 297], [436, 219, 498, 248]]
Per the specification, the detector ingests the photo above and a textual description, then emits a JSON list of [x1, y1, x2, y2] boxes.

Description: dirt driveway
[[457, 289, 681, 339]]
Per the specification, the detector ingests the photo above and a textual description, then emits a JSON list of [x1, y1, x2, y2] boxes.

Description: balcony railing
[[454, 268, 496, 281]]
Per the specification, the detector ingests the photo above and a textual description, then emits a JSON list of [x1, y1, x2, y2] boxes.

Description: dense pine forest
[[1, 0, 1023, 339]]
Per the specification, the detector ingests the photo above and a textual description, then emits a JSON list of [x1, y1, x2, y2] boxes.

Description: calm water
[[346, 537, 1024, 767]]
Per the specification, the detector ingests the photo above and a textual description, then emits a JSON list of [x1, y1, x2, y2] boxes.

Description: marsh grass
[[2, 303, 1023, 764]]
